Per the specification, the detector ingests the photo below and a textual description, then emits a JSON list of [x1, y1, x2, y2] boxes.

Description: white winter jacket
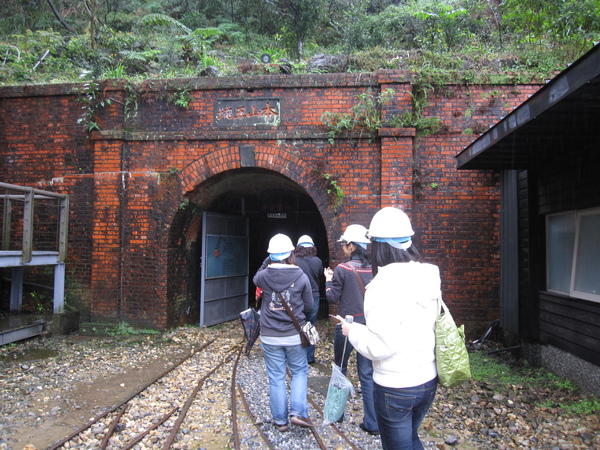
[[348, 261, 440, 388]]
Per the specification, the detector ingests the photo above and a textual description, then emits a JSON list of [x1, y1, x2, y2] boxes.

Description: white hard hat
[[338, 224, 370, 244], [267, 233, 295, 254], [368, 207, 415, 239], [297, 235, 314, 247]]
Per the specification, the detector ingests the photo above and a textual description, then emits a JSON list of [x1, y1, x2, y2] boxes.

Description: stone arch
[[166, 144, 335, 328], [177, 144, 334, 224]]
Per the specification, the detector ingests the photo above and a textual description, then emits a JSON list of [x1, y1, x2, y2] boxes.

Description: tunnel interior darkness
[[186, 168, 329, 318]]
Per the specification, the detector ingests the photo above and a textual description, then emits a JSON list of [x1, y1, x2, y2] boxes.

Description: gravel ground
[[1, 319, 599, 450]]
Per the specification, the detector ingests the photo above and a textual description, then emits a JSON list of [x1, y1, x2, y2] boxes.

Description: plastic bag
[[323, 363, 354, 425]]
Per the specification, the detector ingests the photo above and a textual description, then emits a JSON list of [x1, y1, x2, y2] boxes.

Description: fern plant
[[138, 14, 223, 65], [102, 64, 126, 79], [169, 89, 193, 108]]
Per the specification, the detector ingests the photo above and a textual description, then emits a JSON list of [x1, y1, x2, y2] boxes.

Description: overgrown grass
[[0, 26, 593, 88]]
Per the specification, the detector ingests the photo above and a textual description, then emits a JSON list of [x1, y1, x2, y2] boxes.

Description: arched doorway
[[168, 168, 329, 327]]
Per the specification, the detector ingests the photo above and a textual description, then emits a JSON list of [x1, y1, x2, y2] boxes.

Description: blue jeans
[[334, 325, 378, 432], [261, 342, 309, 425], [374, 377, 437, 450], [305, 295, 320, 362]]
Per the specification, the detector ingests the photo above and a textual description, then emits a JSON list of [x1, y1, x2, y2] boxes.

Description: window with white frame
[[546, 208, 600, 303]]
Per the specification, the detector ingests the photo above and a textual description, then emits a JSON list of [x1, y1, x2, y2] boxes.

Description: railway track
[[47, 326, 376, 450]]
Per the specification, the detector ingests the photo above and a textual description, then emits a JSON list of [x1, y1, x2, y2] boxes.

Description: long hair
[[294, 245, 317, 258], [371, 240, 422, 276], [351, 244, 372, 268]]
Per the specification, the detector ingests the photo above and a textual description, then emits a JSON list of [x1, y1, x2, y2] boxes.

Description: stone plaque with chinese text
[[214, 98, 281, 126]]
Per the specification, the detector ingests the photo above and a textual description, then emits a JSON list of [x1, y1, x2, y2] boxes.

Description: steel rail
[[236, 383, 277, 450], [307, 395, 360, 450], [284, 367, 328, 450], [308, 419, 329, 450], [231, 347, 243, 450], [47, 337, 217, 450], [161, 344, 243, 449], [99, 404, 129, 449], [104, 340, 242, 450], [122, 406, 178, 450]]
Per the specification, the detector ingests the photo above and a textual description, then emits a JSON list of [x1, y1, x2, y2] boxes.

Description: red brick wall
[[414, 84, 540, 331], [0, 74, 541, 334]]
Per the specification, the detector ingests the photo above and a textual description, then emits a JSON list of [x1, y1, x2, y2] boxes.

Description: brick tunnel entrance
[[167, 168, 329, 327], [0, 73, 529, 333]]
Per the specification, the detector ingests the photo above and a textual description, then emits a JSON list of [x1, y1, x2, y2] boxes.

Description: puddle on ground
[[12, 348, 59, 362]]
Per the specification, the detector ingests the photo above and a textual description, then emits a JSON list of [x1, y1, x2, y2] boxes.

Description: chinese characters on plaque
[[215, 98, 281, 126]]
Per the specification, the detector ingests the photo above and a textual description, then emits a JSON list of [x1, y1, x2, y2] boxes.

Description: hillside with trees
[[1, 0, 599, 86]]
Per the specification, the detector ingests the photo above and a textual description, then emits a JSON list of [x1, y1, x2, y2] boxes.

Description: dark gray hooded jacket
[[254, 261, 313, 337]]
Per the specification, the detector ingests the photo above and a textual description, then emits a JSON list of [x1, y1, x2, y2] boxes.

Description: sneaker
[[275, 423, 289, 432], [359, 422, 380, 436], [290, 415, 313, 428]]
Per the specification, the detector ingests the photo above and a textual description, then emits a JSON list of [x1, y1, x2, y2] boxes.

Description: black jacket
[[295, 255, 323, 297]]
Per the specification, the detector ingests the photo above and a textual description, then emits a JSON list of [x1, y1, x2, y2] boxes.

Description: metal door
[[200, 212, 249, 326]]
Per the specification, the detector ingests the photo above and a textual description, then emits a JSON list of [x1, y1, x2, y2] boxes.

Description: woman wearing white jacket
[[337, 207, 440, 450]]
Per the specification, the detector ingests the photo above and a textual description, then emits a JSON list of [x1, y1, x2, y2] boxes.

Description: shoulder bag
[[277, 292, 320, 347], [350, 263, 366, 295], [435, 297, 471, 388]]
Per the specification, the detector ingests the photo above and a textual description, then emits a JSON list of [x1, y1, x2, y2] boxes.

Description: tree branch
[[45, 0, 75, 33], [263, 0, 294, 19]]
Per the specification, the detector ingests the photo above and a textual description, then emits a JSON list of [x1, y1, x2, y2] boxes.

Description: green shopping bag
[[435, 297, 471, 388]]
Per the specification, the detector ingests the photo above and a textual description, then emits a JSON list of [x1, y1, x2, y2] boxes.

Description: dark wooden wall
[[518, 142, 600, 365]]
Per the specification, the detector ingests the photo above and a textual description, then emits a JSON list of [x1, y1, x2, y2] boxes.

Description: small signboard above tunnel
[[214, 98, 281, 126]]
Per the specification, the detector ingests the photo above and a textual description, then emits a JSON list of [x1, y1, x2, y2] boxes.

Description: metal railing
[[0, 182, 69, 315], [1, 182, 69, 263]]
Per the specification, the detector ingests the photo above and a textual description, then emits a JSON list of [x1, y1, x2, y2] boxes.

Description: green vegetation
[[0, 0, 598, 87], [107, 321, 160, 336], [399, 83, 442, 136], [471, 350, 542, 385], [470, 349, 600, 414], [323, 173, 345, 211], [322, 88, 396, 142], [80, 321, 160, 336], [169, 88, 193, 108]]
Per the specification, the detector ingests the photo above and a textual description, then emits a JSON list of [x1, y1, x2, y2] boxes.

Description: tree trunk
[[297, 36, 303, 61], [45, 0, 75, 33]]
